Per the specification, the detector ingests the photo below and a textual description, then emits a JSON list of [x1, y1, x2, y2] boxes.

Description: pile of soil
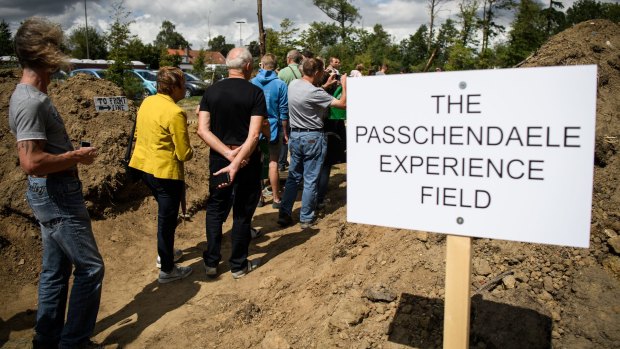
[[0, 19, 619, 349], [0, 72, 211, 292]]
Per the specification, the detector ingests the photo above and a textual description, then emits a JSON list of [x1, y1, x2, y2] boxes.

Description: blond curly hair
[[14, 17, 69, 72]]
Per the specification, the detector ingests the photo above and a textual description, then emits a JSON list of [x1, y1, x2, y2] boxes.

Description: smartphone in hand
[[211, 172, 231, 187], [80, 140, 91, 147]]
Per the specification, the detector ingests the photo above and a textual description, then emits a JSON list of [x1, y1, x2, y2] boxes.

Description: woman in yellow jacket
[[129, 67, 194, 283]]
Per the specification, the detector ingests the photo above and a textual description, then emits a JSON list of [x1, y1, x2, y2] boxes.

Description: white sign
[[347, 65, 597, 248], [94, 96, 129, 112]]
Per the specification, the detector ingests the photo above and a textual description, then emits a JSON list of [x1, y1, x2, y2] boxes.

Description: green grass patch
[[178, 96, 201, 107]]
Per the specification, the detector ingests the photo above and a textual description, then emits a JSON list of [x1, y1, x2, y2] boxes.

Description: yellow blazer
[[129, 93, 193, 180]]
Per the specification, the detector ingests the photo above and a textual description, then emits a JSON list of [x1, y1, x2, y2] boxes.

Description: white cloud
[[3, 0, 617, 53]]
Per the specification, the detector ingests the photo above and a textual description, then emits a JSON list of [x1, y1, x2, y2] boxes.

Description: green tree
[[106, 0, 142, 99], [479, 0, 513, 52], [208, 35, 234, 56], [457, 0, 481, 48], [299, 21, 340, 56], [434, 19, 459, 69], [192, 48, 206, 77], [400, 25, 430, 71], [159, 49, 182, 67], [566, 0, 620, 25], [445, 41, 477, 70], [361, 24, 393, 68], [265, 28, 280, 53], [0, 19, 13, 56], [541, 0, 565, 36], [67, 26, 108, 59], [505, 0, 546, 66], [154, 20, 189, 49], [265, 28, 287, 67], [427, 0, 449, 51], [126, 38, 161, 69], [601, 2, 620, 22], [313, 0, 361, 43], [248, 40, 261, 57], [279, 18, 300, 48]]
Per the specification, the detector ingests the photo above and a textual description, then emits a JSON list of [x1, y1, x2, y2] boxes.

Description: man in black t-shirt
[[197, 47, 268, 279]]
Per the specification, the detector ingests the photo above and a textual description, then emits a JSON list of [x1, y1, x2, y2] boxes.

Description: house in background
[[167, 48, 226, 71]]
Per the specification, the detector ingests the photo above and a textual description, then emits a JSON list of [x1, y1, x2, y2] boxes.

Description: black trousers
[[203, 151, 261, 272], [142, 172, 184, 273]]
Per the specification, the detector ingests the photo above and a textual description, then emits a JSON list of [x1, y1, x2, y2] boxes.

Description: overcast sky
[[0, 0, 606, 51]]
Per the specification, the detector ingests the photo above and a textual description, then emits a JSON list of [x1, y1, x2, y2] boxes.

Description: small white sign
[[347, 65, 597, 248], [93, 96, 129, 112]]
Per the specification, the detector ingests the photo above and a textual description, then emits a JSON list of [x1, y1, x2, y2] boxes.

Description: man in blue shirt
[[251, 53, 289, 208]]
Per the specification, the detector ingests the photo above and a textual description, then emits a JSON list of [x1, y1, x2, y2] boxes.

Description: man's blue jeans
[[26, 176, 104, 349], [280, 131, 327, 223]]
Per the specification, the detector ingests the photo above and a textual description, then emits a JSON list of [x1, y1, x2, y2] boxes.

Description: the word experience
[[354, 93, 585, 210]]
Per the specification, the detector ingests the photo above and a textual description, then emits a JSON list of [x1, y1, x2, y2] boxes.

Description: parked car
[[69, 68, 107, 79], [69, 68, 155, 99], [133, 69, 157, 83], [51, 70, 68, 82], [145, 70, 208, 99], [127, 69, 157, 96], [183, 72, 209, 98]]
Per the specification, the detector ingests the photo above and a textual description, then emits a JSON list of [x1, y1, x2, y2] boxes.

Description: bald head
[[226, 47, 253, 70]]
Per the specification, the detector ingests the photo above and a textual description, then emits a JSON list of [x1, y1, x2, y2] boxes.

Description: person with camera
[[277, 58, 347, 229], [326, 56, 342, 76], [9, 17, 104, 349], [129, 67, 194, 284], [197, 47, 268, 279]]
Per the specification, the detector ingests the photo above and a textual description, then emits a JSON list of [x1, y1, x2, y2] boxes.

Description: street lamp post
[[235, 20, 245, 47]]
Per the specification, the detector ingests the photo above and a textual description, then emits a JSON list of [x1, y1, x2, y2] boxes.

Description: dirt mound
[[0, 71, 135, 216], [0, 71, 210, 292], [522, 19, 620, 142], [48, 74, 211, 217], [523, 19, 620, 278]]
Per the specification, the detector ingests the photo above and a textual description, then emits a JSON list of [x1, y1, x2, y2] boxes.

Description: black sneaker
[[277, 212, 293, 227], [231, 259, 260, 279], [257, 196, 266, 207], [203, 261, 217, 279], [300, 217, 318, 229], [250, 227, 264, 239], [158, 265, 193, 283]]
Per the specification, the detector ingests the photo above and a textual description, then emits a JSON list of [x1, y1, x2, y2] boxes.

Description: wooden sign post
[[443, 235, 472, 349]]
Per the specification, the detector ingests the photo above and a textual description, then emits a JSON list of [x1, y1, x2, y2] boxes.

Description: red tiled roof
[[166, 49, 225, 65]]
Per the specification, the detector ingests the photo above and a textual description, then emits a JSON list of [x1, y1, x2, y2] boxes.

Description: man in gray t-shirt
[[9, 84, 73, 156], [287, 78, 333, 130], [277, 58, 347, 228], [9, 17, 104, 349]]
